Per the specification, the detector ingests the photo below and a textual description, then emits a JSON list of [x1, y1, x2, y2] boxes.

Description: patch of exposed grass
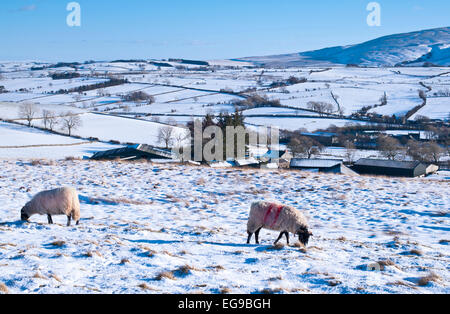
[[0, 283, 8, 294], [220, 288, 232, 294]]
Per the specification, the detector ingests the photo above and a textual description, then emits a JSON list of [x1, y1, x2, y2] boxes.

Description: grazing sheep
[[21, 187, 81, 226], [247, 201, 312, 246]]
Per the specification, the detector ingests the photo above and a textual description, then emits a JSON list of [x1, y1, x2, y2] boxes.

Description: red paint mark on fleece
[[263, 204, 284, 228]]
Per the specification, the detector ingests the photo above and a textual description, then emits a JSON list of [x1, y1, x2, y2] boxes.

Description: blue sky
[[1, 0, 449, 62]]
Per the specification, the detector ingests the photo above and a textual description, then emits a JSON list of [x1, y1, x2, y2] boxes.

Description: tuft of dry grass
[[259, 288, 284, 294], [266, 243, 285, 251], [30, 159, 55, 166], [120, 258, 130, 265], [50, 241, 66, 248], [65, 156, 82, 161], [387, 281, 417, 290], [209, 265, 225, 271], [154, 271, 176, 281], [83, 251, 102, 258], [409, 249, 423, 256], [174, 265, 203, 277], [328, 280, 342, 287], [50, 274, 62, 283], [0, 283, 8, 294], [377, 259, 396, 271], [220, 288, 232, 294], [138, 283, 156, 291], [417, 273, 441, 287], [33, 272, 47, 280]]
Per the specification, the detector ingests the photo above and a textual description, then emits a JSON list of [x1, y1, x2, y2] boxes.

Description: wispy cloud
[[18, 4, 37, 12]]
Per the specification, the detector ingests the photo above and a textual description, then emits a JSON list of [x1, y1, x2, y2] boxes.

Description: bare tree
[[378, 136, 402, 160], [61, 112, 82, 136], [173, 129, 192, 162], [18, 103, 37, 127], [307, 101, 334, 116], [407, 140, 445, 163], [423, 142, 445, 164], [158, 126, 174, 149], [42, 110, 52, 129], [379, 92, 388, 106], [288, 136, 323, 159], [344, 140, 357, 163], [42, 110, 58, 131]]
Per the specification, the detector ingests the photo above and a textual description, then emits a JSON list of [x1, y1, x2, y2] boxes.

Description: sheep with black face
[[247, 201, 312, 246], [21, 187, 81, 226]]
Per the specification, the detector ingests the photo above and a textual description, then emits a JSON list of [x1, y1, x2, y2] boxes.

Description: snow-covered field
[[0, 121, 122, 159], [0, 160, 448, 294], [1, 61, 449, 132]]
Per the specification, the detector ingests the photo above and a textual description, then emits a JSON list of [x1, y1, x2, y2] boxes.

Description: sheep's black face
[[298, 227, 312, 246], [21, 207, 29, 221]]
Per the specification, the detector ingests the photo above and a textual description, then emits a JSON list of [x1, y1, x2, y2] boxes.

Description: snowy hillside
[[0, 160, 448, 294], [240, 27, 450, 67]]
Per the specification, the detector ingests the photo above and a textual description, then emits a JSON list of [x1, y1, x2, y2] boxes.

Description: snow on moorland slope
[[0, 160, 448, 294], [241, 27, 450, 67]]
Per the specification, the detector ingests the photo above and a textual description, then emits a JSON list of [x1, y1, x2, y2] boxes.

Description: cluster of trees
[[18, 103, 82, 136], [270, 76, 307, 88], [377, 135, 446, 163], [306, 101, 336, 116], [50, 72, 81, 80], [287, 135, 324, 159], [122, 91, 155, 104], [233, 94, 281, 110], [55, 78, 127, 94]]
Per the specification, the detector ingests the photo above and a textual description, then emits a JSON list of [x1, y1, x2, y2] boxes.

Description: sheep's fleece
[[247, 201, 309, 235], [21, 187, 80, 222]]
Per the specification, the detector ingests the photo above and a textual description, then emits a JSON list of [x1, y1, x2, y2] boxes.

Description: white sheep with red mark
[[21, 187, 81, 226], [247, 201, 312, 246]]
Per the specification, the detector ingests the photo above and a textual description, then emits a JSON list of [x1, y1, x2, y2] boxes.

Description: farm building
[[290, 159, 357, 175], [259, 149, 292, 168], [232, 157, 260, 168], [91, 144, 173, 161], [352, 159, 429, 177]]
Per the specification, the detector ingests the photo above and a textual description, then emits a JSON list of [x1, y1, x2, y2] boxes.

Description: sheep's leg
[[247, 232, 253, 244], [255, 228, 262, 244], [67, 215, 71, 227], [274, 232, 284, 245], [285, 232, 290, 245], [76, 220, 80, 226], [47, 214, 53, 224]]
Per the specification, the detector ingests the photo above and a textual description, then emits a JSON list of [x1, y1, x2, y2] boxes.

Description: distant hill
[[238, 27, 450, 67]]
